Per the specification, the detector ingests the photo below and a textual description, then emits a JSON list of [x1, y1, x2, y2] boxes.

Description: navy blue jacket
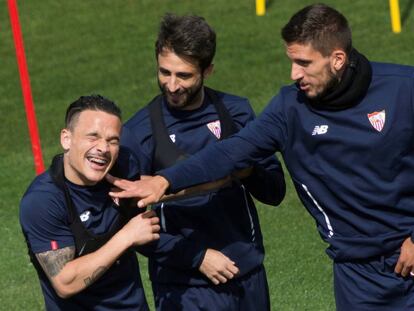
[[19, 150, 148, 311], [121, 89, 285, 285], [160, 62, 414, 262]]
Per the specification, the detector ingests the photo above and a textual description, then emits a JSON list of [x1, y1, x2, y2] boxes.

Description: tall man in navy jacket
[[119, 14, 285, 311], [110, 4, 414, 311]]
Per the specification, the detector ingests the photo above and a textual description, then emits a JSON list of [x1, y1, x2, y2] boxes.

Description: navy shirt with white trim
[[159, 62, 414, 261], [20, 149, 149, 311], [121, 90, 285, 285]]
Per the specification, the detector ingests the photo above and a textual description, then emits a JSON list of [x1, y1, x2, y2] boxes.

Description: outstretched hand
[[106, 174, 169, 208]]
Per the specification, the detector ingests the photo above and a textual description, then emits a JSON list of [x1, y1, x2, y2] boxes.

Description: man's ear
[[60, 129, 71, 151], [203, 64, 214, 79], [330, 50, 346, 72]]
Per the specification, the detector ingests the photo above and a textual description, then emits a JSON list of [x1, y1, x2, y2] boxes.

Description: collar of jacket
[[304, 48, 373, 111]]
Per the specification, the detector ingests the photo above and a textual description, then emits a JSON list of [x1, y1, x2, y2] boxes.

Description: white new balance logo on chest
[[312, 125, 329, 136]]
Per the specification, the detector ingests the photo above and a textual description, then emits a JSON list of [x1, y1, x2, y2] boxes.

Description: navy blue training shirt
[[121, 90, 285, 285], [159, 62, 414, 262], [20, 149, 149, 311]]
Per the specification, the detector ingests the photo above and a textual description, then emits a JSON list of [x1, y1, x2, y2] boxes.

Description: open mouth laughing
[[86, 154, 110, 170]]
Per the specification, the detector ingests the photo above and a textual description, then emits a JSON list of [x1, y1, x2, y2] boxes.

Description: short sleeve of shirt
[[20, 190, 75, 254]]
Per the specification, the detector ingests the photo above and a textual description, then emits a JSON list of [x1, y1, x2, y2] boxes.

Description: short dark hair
[[65, 95, 121, 130], [155, 13, 216, 71], [281, 3, 352, 56]]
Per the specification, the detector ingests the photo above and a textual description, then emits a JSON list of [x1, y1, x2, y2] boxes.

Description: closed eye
[[295, 60, 311, 67], [176, 73, 193, 80], [86, 133, 99, 141], [108, 138, 119, 146]]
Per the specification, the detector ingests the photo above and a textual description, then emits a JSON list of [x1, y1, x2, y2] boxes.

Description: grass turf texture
[[1, 0, 413, 310]]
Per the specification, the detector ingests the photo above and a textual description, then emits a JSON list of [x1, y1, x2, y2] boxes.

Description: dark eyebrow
[[86, 132, 99, 137], [159, 66, 192, 78]]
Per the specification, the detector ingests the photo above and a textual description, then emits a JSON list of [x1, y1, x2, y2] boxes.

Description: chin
[[305, 89, 322, 99], [166, 99, 186, 109], [83, 170, 108, 185]]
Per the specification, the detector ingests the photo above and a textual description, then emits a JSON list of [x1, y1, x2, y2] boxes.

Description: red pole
[[8, 0, 45, 175]]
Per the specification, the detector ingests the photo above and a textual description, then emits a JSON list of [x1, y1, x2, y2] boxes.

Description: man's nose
[[166, 76, 180, 93], [290, 63, 304, 81], [96, 139, 109, 152]]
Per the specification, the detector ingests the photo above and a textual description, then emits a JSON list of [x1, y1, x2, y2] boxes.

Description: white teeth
[[88, 157, 108, 165]]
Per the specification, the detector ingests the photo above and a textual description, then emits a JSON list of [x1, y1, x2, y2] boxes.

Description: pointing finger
[[109, 190, 135, 199]]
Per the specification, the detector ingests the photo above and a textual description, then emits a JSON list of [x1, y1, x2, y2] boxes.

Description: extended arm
[[111, 94, 287, 207], [36, 211, 159, 298], [153, 175, 233, 202], [107, 174, 235, 208]]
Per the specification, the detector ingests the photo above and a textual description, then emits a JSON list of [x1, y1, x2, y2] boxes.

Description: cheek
[[158, 74, 168, 86], [74, 140, 93, 157], [320, 68, 334, 86], [110, 146, 120, 159], [308, 68, 329, 86], [186, 78, 201, 91]]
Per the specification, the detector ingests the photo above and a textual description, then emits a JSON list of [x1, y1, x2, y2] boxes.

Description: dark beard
[[158, 78, 204, 110], [305, 49, 372, 111], [310, 72, 340, 102]]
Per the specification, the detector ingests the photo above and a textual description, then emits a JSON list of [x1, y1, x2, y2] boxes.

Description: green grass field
[[1, 0, 413, 310]]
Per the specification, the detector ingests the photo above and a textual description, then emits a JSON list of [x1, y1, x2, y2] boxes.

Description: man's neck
[[63, 155, 97, 186]]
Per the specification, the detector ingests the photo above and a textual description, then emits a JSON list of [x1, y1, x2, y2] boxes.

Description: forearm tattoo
[[83, 266, 108, 286], [36, 246, 75, 278]]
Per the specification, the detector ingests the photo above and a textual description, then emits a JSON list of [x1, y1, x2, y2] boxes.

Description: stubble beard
[[158, 78, 204, 110], [309, 70, 340, 101]]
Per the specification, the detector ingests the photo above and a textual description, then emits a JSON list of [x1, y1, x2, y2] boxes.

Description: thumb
[[138, 197, 154, 208]]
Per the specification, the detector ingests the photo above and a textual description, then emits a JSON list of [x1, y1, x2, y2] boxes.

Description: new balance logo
[[312, 125, 329, 136]]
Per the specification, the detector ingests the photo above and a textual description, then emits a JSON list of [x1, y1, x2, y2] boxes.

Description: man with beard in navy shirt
[[20, 95, 160, 310], [118, 14, 285, 311], [110, 4, 414, 311]]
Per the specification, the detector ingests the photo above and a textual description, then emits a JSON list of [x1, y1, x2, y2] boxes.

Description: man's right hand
[[35, 211, 160, 298], [122, 210, 160, 246], [107, 174, 169, 208], [199, 249, 239, 285]]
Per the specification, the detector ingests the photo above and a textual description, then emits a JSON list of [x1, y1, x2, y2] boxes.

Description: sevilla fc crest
[[367, 110, 385, 132], [207, 120, 221, 139]]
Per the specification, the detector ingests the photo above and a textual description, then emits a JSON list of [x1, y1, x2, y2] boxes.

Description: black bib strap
[[148, 95, 186, 171], [49, 154, 128, 256]]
